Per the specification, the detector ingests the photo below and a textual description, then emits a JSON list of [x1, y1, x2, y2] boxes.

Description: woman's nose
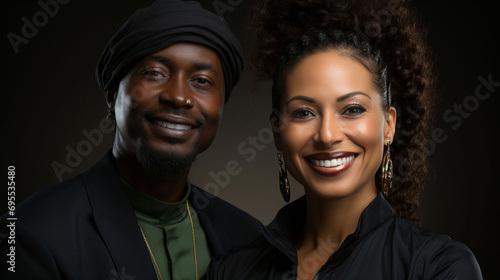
[[313, 113, 344, 147]]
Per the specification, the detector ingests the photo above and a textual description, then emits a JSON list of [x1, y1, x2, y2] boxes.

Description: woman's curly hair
[[250, 0, 436, 226]]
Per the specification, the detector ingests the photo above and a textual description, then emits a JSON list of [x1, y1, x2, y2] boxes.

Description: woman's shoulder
[[391, 216, 482, 279], [391, 215, 467, 248]]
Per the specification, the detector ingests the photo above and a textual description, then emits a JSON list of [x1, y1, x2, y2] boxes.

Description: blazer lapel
[[190, 186, 225, 256], [83, 151, 157, 279]]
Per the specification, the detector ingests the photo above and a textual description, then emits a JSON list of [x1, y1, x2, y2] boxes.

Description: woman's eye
[[343, 105, 366, 116], [290, 109, 314, 119]]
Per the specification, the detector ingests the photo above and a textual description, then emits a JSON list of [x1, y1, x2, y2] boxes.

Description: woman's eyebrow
[[285, 95, 316, 106], [336, 91, 372, 102]]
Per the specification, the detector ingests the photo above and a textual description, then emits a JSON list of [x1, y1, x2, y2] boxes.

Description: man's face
[[110, 43, 225, 174]]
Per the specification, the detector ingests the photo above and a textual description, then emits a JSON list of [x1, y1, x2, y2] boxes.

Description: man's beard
[[136, 142, 197, 177]]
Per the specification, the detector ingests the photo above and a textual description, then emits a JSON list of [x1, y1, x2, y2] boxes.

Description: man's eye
[[191, 77, 215, 90], [196, 78, 212, 85], [144, 70, 163, 77]]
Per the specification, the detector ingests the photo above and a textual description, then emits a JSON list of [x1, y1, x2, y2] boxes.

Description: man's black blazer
[[0, 151, 263, 279]]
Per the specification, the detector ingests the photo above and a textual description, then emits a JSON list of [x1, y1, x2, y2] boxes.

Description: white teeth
[[312, 155, 355, 167], [155, 120, 191, 130]]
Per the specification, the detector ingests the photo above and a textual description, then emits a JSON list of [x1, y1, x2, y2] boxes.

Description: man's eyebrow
[[151, 55, 170, 64], [193, 62, 215, 71], [150, 56, 216, 72]]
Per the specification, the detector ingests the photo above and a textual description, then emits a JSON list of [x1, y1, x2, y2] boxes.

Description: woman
[[204, 0, 482, 279]]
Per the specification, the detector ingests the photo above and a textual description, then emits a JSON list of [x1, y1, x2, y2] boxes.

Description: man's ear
[[106, 89, 118, 107], [270, 112, 282, 151]]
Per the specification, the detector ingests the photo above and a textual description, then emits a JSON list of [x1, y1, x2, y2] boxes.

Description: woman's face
[[272, 50, 396, 199]]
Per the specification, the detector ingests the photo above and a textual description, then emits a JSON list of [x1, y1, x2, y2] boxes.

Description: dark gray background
[[1, 0, 498, 278]]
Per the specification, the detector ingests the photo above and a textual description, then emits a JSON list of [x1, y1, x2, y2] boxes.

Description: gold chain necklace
[[138, 200, 198, 280]]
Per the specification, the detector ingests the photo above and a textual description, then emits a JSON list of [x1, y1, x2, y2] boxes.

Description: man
[[0, 1, 262, 279]]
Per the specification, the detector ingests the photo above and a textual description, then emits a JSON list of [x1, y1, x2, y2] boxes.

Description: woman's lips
[[306, 152, 358, 176]]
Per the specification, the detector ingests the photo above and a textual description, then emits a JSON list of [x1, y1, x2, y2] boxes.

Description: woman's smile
[[305, 152, 358, 176], [273, 50, 396, 199]]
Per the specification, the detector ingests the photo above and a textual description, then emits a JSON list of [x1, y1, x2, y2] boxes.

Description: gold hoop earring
[[381, 140, 393, 196], [278, 151, 290, 202]]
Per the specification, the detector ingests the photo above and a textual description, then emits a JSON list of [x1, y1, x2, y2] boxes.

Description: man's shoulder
[[3, 153, 114, 224], [1, 174, 90, 226]]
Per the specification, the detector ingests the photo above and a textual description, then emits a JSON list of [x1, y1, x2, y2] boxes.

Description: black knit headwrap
[[95, 0, 243, 102]]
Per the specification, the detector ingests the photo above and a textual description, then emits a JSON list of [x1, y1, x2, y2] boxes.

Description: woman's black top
[[204, 193, 482, 280]]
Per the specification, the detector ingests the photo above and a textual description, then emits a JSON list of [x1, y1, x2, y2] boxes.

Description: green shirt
[[122, 179, 211, 280]]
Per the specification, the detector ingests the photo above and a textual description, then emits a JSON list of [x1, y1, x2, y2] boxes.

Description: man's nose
[[159, 75, 194, 108]]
